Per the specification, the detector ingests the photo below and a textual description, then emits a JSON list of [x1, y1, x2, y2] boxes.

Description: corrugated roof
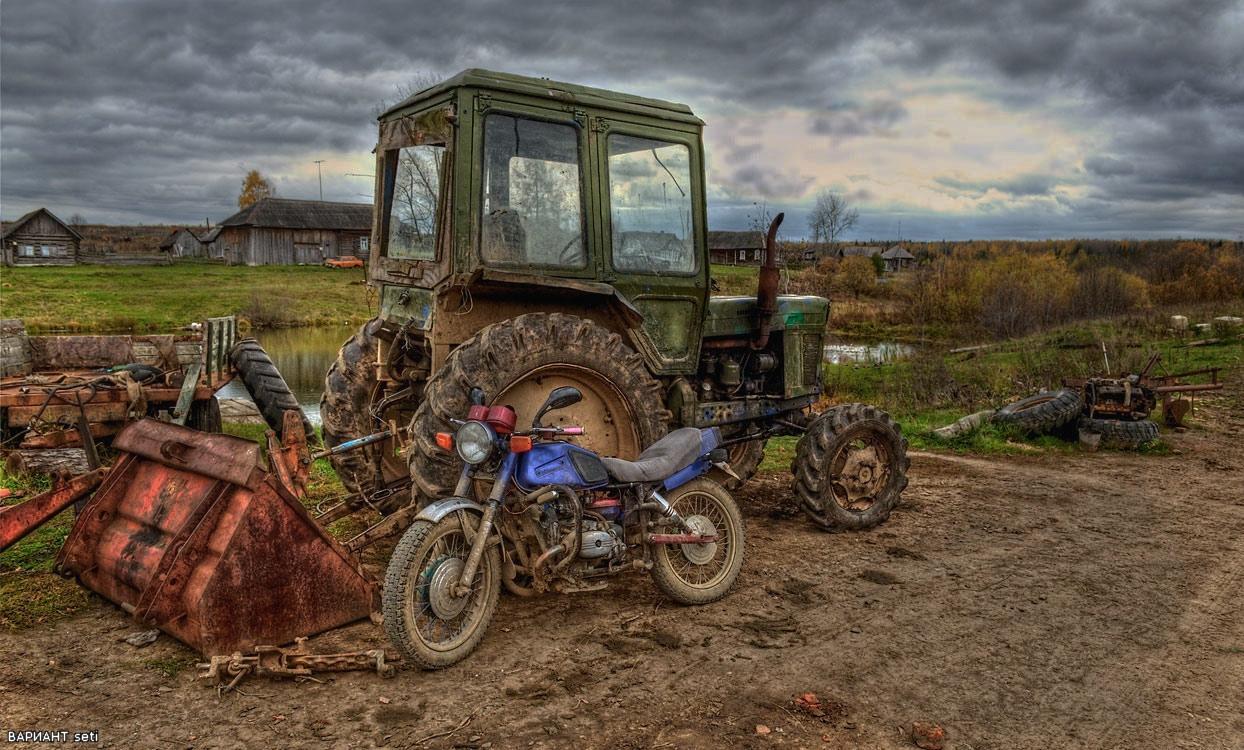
[[1, 207, 83, 241], [707, 230, 764, 250], [217, 198, 371, 231]]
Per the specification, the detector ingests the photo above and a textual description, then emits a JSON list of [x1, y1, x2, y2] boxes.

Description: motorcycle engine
[[578, 517, 625, 560]]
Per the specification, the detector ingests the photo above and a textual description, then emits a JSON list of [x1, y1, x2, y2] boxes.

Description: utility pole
[[313, 160, 325, 201]]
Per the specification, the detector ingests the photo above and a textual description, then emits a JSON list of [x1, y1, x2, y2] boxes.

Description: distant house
[[1, 208, 82, 266], [159, 226, 215, 259], [214, 198, 371, 265], [880, 245, 915, 272], [708, 230, 765, 265], [836, 245, 882, 259]]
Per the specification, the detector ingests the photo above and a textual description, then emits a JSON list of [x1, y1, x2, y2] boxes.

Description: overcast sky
[[2, 0, 1242, 239]]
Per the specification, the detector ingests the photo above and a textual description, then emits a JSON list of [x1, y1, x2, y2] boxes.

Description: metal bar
[[310, 429, 393, 461], [647, 532, 718, 544], [0, 468, 108, 551]]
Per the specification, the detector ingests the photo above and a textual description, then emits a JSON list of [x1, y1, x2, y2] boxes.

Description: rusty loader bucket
[[54, 418, 377, 656]]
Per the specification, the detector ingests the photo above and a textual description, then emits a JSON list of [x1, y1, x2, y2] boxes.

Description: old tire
[[793, 404, 910, 531], [320, 319, 411, 501], [229, 339, 312, 440], [1077, 417, 1159, 449], [994, 389, 1082, 434], [650, 478, 745, 605], [382, 516, 501, 669], [409, 313, 669, 498], [710, 439, 765, 490], [186, 397, 222, 433]]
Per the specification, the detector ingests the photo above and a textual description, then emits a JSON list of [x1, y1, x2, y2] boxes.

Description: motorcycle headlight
[[455, 420, 495, 465]]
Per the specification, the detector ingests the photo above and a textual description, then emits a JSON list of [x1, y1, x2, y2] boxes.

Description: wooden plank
[[171, 361, 202, 425]]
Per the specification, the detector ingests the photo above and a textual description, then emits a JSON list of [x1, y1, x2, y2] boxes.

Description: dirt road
[[3, 405, 1242, 749]]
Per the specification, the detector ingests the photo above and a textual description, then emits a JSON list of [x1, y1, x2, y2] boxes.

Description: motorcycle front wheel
[[650, 478, 746, 605], [382, 516, 501, 669]]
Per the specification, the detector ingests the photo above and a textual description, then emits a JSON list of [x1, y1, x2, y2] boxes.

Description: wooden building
[[158, 226, 215, 259], [214, 198, 371, 266], [1, 208, 82, 266], [880, 245, 915, 272], [707, 230, 764, 265]]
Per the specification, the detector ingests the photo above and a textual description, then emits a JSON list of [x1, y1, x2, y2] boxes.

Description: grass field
[[0, 261, 375, 333]]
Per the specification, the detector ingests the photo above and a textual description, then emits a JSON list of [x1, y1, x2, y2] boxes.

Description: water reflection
[[219, 325, 356, 425]]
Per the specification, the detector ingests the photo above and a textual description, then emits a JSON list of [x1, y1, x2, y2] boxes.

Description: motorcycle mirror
[[533, 386, 582, 426], [469, 387, 487, 406]]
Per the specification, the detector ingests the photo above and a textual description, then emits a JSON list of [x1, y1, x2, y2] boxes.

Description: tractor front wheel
[[793, 404, 909, 531], [320, 319, 414, 509]]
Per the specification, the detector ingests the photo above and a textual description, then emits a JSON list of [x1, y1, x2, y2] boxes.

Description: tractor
[[320, 69, 908, 531]]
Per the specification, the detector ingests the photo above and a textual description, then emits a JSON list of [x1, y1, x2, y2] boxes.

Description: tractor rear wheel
[[408, 313, 669, 498], [320, 318, 413, 506], [793, 404, 909, 531]]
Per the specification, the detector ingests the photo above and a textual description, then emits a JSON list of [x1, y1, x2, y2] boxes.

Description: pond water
[[218, 325, 357, 425], [822, 340, 916, 365], [218, 325, 918, 425]]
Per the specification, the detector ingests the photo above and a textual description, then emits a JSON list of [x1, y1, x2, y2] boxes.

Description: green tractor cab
[[321, 69, 908, 531]]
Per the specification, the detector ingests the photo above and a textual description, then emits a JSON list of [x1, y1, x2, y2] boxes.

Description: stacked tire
[[1076, 416, 1159, 449]]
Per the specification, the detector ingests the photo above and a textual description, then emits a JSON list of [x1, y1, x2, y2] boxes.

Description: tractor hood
[[703, 295, 829, 338]]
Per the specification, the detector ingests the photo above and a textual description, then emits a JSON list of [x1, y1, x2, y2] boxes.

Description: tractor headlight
[[455, 420, 495, 465]]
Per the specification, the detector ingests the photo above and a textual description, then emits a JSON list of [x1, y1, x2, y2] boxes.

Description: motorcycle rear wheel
[[650, 478, 745, 605], [382, 516, 501, 669]]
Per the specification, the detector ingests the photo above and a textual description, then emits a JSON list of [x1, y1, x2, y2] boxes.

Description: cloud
[[0, 0, 1241, 237], [809, 98, 909, 138]]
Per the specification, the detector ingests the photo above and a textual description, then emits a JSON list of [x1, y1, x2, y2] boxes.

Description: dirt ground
[[3, 399, 1243, 750]]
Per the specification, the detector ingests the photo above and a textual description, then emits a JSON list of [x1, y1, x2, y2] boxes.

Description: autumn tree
[[238, 170, 275, 208], [808, 189, 859, 245], [837, 255, 876, 297]]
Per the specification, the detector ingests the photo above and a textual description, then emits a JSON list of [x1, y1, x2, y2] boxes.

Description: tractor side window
[[481, 114, 585, 269], [607, 135, 695, 274], [386, 144, 445, 260]]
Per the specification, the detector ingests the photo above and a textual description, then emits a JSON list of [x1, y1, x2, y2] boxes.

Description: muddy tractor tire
[[229, 339, 312, 440], [711, 439, 766, 490], [994, 389, 1082, 434], [408, 313, 670, 498], [320, 318, 411, 502], [1077, 417, 1159, 449], [793, 404, 910, 531]]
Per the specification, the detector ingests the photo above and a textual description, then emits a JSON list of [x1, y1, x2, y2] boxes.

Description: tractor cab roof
[[379, 68, 704, 126]]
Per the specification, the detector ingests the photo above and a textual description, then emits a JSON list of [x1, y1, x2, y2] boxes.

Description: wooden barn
[[214, 198, 371, 265], [708, 230, 764, 265], [1, 208, 82, 266], [158, 226, 215, 259]]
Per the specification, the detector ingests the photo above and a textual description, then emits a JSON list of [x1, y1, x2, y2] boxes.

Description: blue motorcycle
[[383, 385, 746, 668]]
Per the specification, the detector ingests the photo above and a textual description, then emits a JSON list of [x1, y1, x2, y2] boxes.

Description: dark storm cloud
[[809, 98, 909, 138], [1, 0, 1241, 236], [935, 173, 1063, 198]]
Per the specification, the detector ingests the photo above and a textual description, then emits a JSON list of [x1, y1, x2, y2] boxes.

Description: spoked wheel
[[382, 516, 501, 669], [793, 404, 909, 531], [650, 478, 745, 605]]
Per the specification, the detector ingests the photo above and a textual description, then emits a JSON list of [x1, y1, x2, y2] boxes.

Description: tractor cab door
[[592, 117, 708, 375]]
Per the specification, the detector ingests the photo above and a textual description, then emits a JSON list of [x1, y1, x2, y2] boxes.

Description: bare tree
[[808, 189, 859, 245], [68, 213, 86, 229]]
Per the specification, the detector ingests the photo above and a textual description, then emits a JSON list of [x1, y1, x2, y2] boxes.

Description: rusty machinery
[[1065, 351, 1224, 427]]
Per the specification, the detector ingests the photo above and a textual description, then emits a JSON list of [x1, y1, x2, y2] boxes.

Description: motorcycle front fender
[[414, 496, 486, 525]]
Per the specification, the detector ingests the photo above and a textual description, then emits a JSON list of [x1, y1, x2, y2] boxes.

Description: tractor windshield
[[480, 114, 586, 269], [607, 134, 695, 274], [385, 144, 445, 261]]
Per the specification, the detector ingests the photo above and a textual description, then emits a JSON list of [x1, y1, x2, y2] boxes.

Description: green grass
[[0, 260, 374, 333]]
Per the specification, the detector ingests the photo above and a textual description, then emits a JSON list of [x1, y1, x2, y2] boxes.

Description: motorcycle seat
[[601, 428, 713, 483]]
